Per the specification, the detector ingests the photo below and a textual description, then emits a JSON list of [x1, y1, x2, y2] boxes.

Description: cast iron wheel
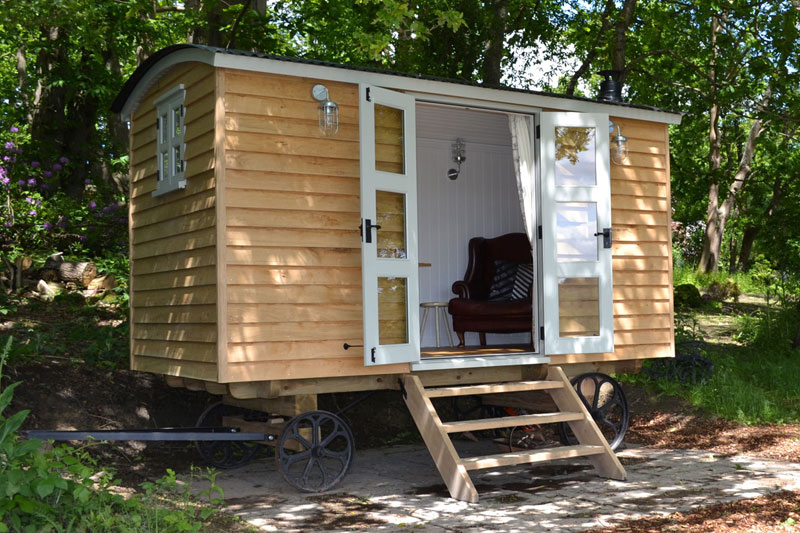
[[558, 372, 629, 451], [276, 410, 354, 493], [194, 401, 263, 469]]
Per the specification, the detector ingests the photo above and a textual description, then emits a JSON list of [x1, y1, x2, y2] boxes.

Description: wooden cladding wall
[[129, 62, 219, 381], [221, 69, 408, 381], [551, 117, 674, 366]]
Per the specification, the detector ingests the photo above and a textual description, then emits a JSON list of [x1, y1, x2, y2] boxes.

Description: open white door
[[540, 112, 614, 355], [359, 85, 420, 365]]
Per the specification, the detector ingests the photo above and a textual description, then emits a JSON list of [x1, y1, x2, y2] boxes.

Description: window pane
[[173, 146, 182, 174], [555, 126, 596, 186], [160, 151, 169, 181], [558, 277, 600, 337], [376, 191, 406, 259], [374, 104, 404, 174], [173, 107, 182, 137], [556, 202, 598, 262], [378, 277, 408, 345], [160, 114, 168, 143]]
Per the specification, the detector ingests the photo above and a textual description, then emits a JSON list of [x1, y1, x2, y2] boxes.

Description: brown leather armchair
[[448, 233, 534, 347]]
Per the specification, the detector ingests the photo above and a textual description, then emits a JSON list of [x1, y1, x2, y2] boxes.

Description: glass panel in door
[[556, 202, 598, 262], [555, 126, 596, 186], [378, 277, 409, 345], [558, 277, 600, 337], [374, 104, 405, 174], [376, 190, 407, 259]]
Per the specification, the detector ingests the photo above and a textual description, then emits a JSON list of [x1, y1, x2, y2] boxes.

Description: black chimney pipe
[[598, 70, 623, 103]]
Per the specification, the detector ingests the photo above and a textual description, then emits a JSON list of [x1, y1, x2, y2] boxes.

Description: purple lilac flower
[[84, 178, 91, 185], [27, 178, 36, 186], [4, 142, 14, 150], [103, 206, 112, 213], [31, 161, 40, 168], [35, 199, 41, 206], [88, 201, 97, 210], [9, 126, 18, 133], [0, 176, 8, 185], [28, 210, 36, 216], [25, 197, 34, 204], [43, 222, 53, 230], [52, 163, 62, 171], [59, 156, 69, 164], [3, 156, 9, 162], [17, 179, 25, 186], [117, 217, 127, 225], [43, 170, 52, 178]]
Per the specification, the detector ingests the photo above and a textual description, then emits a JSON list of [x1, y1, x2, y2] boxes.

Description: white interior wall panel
[[416, 104, 529, 347]]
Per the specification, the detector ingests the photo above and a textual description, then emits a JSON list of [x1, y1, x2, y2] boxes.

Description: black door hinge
[[537, 225, 543, 239], [366, 87, 371, 102], [539, 326, 545, 341], [535, 125, 540, 139], [371, 347, 376, 363]]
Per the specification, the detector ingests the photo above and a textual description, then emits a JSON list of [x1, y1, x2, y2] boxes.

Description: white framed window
[[153, 84, 187, 196]]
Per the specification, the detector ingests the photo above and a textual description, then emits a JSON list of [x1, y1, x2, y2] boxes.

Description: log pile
[[1, 252, 117, 298]]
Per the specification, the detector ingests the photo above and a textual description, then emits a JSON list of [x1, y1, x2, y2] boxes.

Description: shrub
[[705, 279, 741, 302]]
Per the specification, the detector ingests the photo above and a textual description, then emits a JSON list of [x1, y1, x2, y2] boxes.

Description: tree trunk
[[737, 226, 759, 271], [482, 0, 508, 87], [611, 0, 637, 81], [565, 0, 615, 96]]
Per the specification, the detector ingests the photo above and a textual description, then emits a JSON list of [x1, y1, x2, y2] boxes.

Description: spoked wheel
[[558, 372, 629, 451], [276, 410, 354, 493], [194, 401, 264, 469]]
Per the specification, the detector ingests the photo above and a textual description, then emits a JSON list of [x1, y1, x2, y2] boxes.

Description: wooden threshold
[[421, 344, 535, 358]]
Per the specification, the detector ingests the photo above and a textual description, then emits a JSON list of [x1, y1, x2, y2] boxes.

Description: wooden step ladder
[[401, 366, 626, 502]]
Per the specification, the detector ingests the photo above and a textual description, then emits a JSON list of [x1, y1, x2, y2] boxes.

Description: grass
[[622, 286, 800, 425]]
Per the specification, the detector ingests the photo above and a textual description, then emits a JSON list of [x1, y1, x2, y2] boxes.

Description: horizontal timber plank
[[228, 303, 361, 324], [613, 315, 672, 331], [608, 118, 666, 142], [224, 70, 358, 104], [133, 208, 216, 244], [226, 265, 360, 285], [133, 227, 216, 260], [225, 131, 359, 160], [133, 323, 218, 343], [226, 246, 361, 267], [425, 380, 563, 398], [225, 113, 359, 142], [612, 257, 669, 271], [613, 195, 668, 212], [615, 329, 672, 345], [223, 93, 358, 124], [228, 285, 361, 304], [611, 179, 667, 198], [132, 339, 217, 362], [184, 111, 216, 144], [227, 227, 360, 249], [613, 225, 670, 243], [133, 247, 216, 275], [227, 339, 362, 363], [226, 188, 359, 213], [228, 322, 362, 343], [131, 171, 214, 204], [226, 151, 359, 177], [225, 169, 359, 195], [131, 354, 218, 381], [224, 357, 409, 382], [133, 304, 217, 324], [134, 265, 217, 291], [462, 444, 605, 471], [184, 131, 216, 161], [610, 166, 666, 184], [612, 271, 670, 286], [625, 138, 666, 155], [133, 285, 217, 307], [226, 208, 360, 231], [613, 300, 671, 316], [612, 209, 669, 227], [613, 242, 670, 257], [616, 152, 665, 169], [132, 187, 215, 222], [613, 286, 671, 300], [442, 412, 583, 433]]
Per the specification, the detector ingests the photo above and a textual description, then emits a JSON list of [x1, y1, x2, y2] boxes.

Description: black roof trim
[[112, 43, 680, 116]]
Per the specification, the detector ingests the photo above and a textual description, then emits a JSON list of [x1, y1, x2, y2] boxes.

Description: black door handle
[[361, 219, 382, 243], [594, 228, 612, 249]]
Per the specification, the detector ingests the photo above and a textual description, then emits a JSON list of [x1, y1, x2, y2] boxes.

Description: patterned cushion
[[511, 263, 533, 300], [487, 260, 518, 301]]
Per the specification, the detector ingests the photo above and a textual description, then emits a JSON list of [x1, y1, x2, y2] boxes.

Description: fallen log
[[42, 253, 97, 287]]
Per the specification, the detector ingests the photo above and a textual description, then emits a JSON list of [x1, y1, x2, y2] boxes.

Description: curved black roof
[[112, 43, 679, 117]]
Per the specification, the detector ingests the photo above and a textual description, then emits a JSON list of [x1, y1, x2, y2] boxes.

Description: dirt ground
[[8, 357, 800, 531]]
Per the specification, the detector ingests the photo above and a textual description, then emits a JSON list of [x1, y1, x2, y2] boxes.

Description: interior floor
[[420, 344, 534, 358]]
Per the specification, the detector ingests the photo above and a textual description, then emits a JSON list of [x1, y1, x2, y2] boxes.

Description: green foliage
[[0, 338, 227, 532]]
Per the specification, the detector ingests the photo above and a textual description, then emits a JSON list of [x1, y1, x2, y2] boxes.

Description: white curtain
[[508, 114, 535, 241]]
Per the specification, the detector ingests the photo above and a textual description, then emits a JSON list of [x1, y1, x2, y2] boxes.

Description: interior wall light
[[610, 122, 628, 165], [447, 138, 466, 180], [312, 84, 339, 137]]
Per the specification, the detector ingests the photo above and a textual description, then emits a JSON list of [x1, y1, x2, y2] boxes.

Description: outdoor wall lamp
[[610, 123, 628, 165], [447, 138, 466, 180], [312, 84, 339, 137]]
